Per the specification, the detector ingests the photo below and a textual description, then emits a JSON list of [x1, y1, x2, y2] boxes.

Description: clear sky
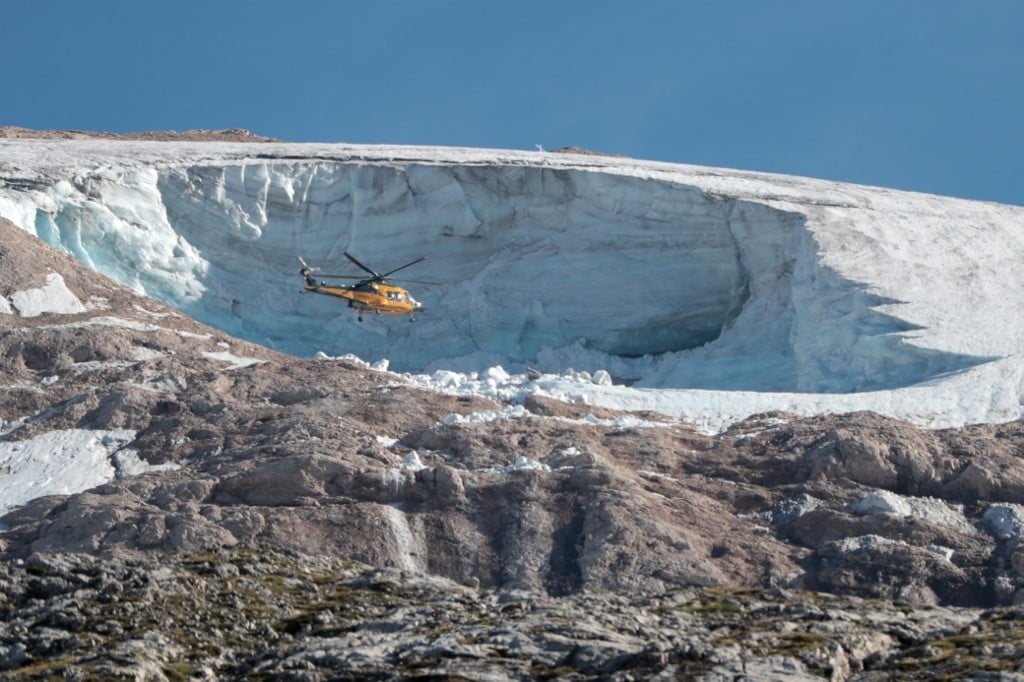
[[3, 1, 1022, 205]]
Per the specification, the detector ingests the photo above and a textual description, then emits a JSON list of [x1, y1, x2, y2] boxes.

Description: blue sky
[[3, 1, 1022, 205]]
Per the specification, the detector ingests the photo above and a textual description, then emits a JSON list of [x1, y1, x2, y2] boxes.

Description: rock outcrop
[[1, 547, 1020, 681], [5, 216, 1024, 603], [5, 214, 1024, 676]]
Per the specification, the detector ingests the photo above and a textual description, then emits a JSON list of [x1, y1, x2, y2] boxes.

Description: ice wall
[[161, 164, 751, 359], [0, 147, 1011, 397]]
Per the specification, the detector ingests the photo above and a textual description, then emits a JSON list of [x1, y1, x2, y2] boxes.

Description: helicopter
[[297, 251, 442, 322]]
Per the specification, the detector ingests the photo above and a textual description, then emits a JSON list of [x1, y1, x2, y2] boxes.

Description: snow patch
[[112, 449, 181, 478], [835, 535, 954, 564], [0, 429, 135, 515], [849, 490, 975, 535], [201, 350, 265, 370], [834, 534, 909, 554], [375, 435, 399, 448], [927, 545, 956, 562], [486, 456, 551, 474], [401, 451, 427, 472], [443, 405, 530, 425], [8, 273, 86, 317], [0, 418, 25, 439], [28, 316, 161, 332]]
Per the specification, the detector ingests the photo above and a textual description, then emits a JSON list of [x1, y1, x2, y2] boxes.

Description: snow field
[[0, 429, 179, 517], [2, 140, 1023, 431], [5, 273, 86, 317]]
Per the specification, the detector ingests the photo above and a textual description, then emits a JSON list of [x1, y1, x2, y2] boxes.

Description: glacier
[[2, 139, 1024, 430]]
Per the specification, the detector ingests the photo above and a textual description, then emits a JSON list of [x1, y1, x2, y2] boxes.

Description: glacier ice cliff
[[1, 141, 1023, 425]]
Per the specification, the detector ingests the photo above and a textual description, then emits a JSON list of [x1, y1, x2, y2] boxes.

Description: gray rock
[[6, 215, 1024, 677], [770, 493, 823, 526], [0, 644, 28, 671], [700, 655, 820, 682]]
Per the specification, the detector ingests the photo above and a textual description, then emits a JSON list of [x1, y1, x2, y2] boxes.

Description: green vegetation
[[773, 631, 828, 655], [4, 548, 1024, 679]]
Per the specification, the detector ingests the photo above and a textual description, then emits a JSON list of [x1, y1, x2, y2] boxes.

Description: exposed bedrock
[[1, 218, 1023, 610]]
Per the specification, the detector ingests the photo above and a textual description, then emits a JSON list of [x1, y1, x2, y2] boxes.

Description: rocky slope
[[4, 215, 1024, 677], [5, 547, 1024, 681]]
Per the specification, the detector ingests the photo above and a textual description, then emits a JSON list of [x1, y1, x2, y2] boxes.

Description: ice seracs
[[1, 140, 1023, 430]]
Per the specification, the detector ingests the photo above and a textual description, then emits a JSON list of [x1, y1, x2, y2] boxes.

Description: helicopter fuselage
[[298, 251, 435, 321], [304, 280, 423, 317]]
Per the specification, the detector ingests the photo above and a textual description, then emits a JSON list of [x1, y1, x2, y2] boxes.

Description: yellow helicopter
[[297, 251, 441, 322]]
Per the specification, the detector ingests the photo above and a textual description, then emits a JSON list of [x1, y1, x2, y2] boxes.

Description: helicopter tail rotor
[[297, 257, 321, 287]]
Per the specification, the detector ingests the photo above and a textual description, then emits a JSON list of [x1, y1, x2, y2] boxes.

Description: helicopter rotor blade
[[380, 256, 428, 279], [342, 251, 381, 278], [312, 274, 367, 280]]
